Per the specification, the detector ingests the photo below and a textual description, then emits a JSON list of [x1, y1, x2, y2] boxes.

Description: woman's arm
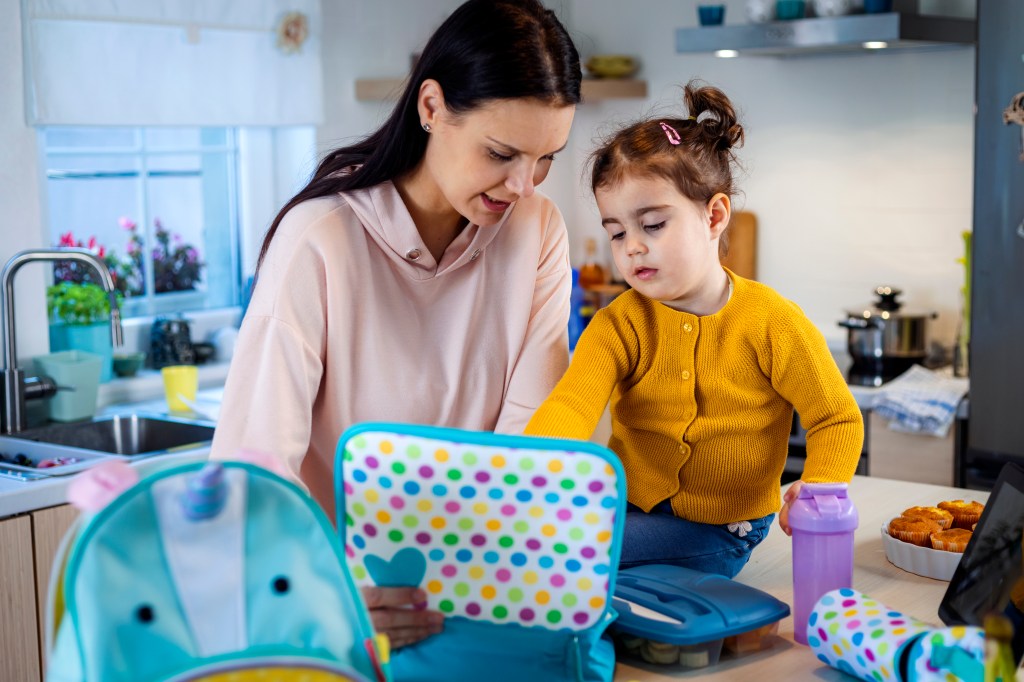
[[494, 205, 572, 433]]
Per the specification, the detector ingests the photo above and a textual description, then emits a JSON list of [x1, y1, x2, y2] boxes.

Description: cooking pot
[[838, 286, 937, 386]]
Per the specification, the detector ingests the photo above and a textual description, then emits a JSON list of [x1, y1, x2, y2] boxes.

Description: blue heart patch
[[363, 548, 427, 587]]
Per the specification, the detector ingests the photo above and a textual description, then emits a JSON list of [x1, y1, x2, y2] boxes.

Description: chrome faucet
[[1, 248, 123, 433]]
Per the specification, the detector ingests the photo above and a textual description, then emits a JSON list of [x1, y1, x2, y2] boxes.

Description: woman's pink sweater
[[211, 181, 571, 519]]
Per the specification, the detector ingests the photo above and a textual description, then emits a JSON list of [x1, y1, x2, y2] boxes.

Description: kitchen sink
[[7, 413, 216, 457]]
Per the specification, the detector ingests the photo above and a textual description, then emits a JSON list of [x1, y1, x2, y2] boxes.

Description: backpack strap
[[44, 513, 84, 662]]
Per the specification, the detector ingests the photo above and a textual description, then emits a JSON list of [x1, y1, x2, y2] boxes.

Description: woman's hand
[[778, 479, 804, 537], [361, 585, 445, 649]]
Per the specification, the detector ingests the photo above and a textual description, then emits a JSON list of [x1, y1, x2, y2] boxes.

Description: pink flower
[[118, 217, 137, 231]]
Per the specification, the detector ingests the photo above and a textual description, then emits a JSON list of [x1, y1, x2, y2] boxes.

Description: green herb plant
[[46, 282, 122, 326]]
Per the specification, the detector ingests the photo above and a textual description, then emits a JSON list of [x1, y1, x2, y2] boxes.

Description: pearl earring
[[422, 123, 431, 132]]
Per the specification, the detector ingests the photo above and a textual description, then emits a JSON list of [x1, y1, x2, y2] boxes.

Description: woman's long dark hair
[[255, 0, 582, 275]]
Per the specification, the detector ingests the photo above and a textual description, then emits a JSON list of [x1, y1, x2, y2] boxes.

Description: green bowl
[[112, 351, 147, 378]]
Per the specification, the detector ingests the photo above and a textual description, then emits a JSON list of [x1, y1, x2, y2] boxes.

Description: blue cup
[[697, 4, 726, 25], [775, 0, 806, 20]]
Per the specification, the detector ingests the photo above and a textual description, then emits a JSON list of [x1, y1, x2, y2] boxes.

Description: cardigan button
[[681, 371, 691, 380], [405, 248, 422, 261], [683, 323, 693, 332]]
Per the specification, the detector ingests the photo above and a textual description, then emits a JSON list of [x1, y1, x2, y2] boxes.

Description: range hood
[[675, 12, 975, 57]]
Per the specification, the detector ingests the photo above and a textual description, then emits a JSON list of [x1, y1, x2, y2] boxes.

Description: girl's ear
[[417, 79, 445, 131], [707, 193, 732, 239]]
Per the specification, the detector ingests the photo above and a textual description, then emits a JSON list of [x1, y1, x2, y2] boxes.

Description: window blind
[[22, 0, 323, 126]]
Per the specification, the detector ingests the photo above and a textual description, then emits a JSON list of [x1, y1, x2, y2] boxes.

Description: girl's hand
[[361, 585, 445, 649], [778, 479, 804, 537]]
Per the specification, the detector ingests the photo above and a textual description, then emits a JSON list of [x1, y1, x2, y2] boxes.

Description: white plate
[[880, 518, 963, 581]]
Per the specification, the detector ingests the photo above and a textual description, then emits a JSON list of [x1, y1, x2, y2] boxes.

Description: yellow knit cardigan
[[525, 273, 863, 524]]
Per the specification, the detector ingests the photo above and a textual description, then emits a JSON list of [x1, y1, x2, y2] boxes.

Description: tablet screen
[[938, 462, 1024, 662]]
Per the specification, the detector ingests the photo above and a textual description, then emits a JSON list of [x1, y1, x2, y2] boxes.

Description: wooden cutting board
[[722, 210, 757, 280]]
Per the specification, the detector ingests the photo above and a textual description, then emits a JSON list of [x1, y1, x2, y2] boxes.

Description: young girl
[[525, 81, 863, 578]]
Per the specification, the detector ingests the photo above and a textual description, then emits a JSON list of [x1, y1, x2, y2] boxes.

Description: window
[[41, 127, 241, 318]]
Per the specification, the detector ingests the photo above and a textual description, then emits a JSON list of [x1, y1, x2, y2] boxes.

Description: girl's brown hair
[[589, 80, 744, 253]]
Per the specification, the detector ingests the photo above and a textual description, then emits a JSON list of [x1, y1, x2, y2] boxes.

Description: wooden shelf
[[355, 77, 647, 102]]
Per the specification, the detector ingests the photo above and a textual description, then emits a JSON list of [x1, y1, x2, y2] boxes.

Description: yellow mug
[[161, 365, 198, 413]]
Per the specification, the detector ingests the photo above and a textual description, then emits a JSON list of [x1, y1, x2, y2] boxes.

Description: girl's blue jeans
[[620, 500, 775, 578]]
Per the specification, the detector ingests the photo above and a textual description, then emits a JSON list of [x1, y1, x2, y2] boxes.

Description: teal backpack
[[335, 422, 627, 682], [46, 455, 390, 682]]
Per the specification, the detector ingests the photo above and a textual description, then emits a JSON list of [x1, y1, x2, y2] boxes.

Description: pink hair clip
[[659, 121, 681, 145]]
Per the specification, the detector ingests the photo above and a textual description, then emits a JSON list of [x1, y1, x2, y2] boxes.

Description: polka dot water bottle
[[789, 482, 858, 645]]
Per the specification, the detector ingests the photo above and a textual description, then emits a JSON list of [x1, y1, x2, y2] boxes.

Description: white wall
[[568, 0, 974, 350], [1, 0, 975, 366], [0, 0, 50, 365], [317, 0, 973, 350]]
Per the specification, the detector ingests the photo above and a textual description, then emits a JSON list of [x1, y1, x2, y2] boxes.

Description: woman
[[211, 0, 581, 649]]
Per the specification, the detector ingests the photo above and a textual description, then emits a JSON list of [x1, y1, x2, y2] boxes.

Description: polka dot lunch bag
[[335, 422, 628, 682], [45, 456, 389, 682]]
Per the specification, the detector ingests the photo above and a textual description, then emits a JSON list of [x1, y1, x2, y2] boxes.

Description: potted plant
[[47, 281, 122, 382]]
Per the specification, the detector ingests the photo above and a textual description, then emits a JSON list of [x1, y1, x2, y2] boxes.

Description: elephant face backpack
[[46, 454, 389, 682], [335, 423, 627, 682]]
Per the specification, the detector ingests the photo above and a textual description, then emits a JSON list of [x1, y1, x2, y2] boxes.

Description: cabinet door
[[868, 412, 954, 486], [32, 504, 79, 678], [0, 514, 42, 682]]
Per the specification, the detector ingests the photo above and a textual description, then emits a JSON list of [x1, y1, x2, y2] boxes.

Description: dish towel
[[871, 365, 969, 438]]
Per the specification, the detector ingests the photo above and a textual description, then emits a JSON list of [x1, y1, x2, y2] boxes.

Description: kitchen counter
[[615, 475, 994, 681], [0, 387, 223, 518]]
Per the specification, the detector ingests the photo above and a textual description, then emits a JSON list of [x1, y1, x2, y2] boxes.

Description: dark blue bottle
[[568, 268, 586, 350]]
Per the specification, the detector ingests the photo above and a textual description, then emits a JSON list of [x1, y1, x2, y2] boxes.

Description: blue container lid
[[610, 564, 790, 645]]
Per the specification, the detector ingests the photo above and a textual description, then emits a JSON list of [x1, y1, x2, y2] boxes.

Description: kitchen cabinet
[[866, 411, 955, 486], [0, 514, 41, 682], [355, 77, 647, 102], [0, 504, 78, 682], [32, 504, 78, 678]]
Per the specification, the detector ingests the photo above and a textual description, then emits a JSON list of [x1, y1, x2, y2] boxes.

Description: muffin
[[930, 528, 973, 553], [901, 506, 954, 529], [937, 500, 985, 529], [888, 517, 942, 547]]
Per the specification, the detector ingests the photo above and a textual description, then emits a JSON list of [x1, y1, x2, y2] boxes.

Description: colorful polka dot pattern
[[806, 589, 984, 682], [341, 431, 623, 632]]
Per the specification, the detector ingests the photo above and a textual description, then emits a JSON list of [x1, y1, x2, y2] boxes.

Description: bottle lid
[[788, 482, 859, 533]]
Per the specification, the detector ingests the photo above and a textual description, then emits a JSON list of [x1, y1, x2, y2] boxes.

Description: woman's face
[[423, 97, 575, 227]]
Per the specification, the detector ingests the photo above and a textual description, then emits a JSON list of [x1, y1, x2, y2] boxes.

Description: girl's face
[[421, 95, 575, 227], [596, 174, 729, 313]]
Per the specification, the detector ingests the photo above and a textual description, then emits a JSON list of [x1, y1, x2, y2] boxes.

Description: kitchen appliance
[[149, 317, 194, 369], [838, 286, 937, 387], [674, 9, 974, 57]]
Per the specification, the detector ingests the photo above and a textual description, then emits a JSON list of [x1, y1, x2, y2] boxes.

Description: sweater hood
[[341, 181, 512, 279]]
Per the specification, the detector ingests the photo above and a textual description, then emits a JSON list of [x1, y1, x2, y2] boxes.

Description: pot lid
[[843, 286, 938, 320]]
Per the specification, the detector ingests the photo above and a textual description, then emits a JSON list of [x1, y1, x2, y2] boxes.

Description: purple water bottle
[[789, 482, 858, 645]]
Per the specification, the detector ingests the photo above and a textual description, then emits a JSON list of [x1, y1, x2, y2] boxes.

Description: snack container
[[609, 564, 790, 669], [723, 621, 781, 654]]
